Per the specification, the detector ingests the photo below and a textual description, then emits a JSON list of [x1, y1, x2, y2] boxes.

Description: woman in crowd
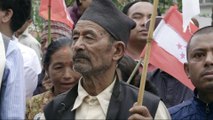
[[34, 20, 73, 95], [26, 37, 81, 119]]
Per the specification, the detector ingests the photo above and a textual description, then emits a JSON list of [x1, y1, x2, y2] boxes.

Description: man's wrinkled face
[[71, 20, 114, 76], [184, 33, 213, 93], [127, 2, 153, 43]]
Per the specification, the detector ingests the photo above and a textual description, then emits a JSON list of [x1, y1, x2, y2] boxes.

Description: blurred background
[[31, 0, 213, 41]]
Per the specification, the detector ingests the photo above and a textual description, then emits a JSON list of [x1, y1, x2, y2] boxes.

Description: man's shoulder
[[18, 42, 41, 71], [17, 42, 39, 63], [5, 40, 20, 56], [46, 91, 68, 108], [119, 80, 160, 117], [18, 42, 36, 55], [20, 34, 40, 46], [169, 98, 194, 119], [119, 80, 159, 99], [119, 80, 138, 92], [44, 91, 68, 118], [44, 87, 77, 119]]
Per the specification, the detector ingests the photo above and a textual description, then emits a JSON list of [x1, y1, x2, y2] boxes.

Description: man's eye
[[132, 15, 142, 20], [85, 36, 94, 40], [193, 53, 205, 59], [72, 36, 79, 41], [54, 66, 63, 70]]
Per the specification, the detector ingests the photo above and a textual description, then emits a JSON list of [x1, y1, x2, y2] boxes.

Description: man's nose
[[205, 52, 213, 66], [72, 37, 85, 51], [140, 17, 149, 27]]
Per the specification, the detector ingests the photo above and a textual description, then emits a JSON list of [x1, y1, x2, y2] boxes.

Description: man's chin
[[73, 64, 91, 74], [134, 38, 147, 43]]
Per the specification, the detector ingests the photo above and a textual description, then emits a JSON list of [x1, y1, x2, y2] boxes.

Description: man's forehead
[[129, 2, 153, 13], [74, 20, 107, 33], [189, 33, 213, 50], [192, 33, 213, 43]]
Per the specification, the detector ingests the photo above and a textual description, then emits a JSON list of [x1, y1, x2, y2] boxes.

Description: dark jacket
[[148, 69, 193, 108], [44, 79, 160, 119], [169, 90, 213, 119]]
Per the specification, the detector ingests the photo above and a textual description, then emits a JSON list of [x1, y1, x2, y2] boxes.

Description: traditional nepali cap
[[41, 20, 72, 39], [79, 0, 136, 44]]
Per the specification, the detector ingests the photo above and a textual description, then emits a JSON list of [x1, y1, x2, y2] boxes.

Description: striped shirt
[[0, 39, 25, 119]]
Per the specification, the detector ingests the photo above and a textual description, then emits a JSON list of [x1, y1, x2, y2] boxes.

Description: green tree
[[156, 0, 182, 14], [65, 0, 75, 6], [32, 0, 43, 41]]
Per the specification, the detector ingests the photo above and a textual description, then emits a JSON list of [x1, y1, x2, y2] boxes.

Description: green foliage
[[155, 0, 182, 14], [113, 0, 134, 10], [65, 0, 75, 7], [32, 0, 43, 41]]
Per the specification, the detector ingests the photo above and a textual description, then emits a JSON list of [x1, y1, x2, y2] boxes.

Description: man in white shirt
[[15, 17, 42, 98], [16, 18, 42, 62], [15, 38, 41, 98], [0, 0, 31, 118]]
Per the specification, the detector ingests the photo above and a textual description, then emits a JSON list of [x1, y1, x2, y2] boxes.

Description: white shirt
[[19, 28, 42, 62], [14, 36, 41, 98], [72, 79, 116, 119], [155, 101, 171, 119], [1, 38, 25, 119]]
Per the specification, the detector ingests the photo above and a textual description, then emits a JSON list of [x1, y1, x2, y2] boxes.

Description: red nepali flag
[[141, 6, 198, 90], [39, 0, 74, 29]]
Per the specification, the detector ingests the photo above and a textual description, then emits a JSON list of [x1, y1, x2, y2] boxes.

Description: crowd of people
[[0, 0, 213, 119]]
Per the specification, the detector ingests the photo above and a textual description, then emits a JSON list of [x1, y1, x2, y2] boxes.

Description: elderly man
[[44, 0, 170, 119], [169, 26, 213, 119]]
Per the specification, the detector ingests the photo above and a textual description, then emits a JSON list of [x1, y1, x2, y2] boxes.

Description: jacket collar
[[57, 83, 78, 119], [193, 89, 213, 114], [106, 77, 123, 119]]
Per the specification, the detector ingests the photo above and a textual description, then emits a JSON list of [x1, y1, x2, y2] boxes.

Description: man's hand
[[128, 102, 153, 120]]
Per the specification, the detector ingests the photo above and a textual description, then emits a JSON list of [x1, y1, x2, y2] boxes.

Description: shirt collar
[[19, 28, 29, 38], [71, 77, 88, 111], [11, 35, 18, 42], [96, 78, 115, 115], [71, 77, 116, 115]]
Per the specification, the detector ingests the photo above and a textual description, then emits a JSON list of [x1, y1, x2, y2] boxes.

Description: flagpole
[[48, 0, 51, 45], [137, 0, 159, 105], [127, 59, 142, 84]]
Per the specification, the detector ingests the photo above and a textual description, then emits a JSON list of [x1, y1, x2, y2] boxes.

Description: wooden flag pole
[[48, 0, 51, 45], [137, 0, 159, 105]]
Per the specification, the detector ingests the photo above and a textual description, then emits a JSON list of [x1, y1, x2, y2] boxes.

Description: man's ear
[[184, 62, 190, 79], [112, 41, 125, 61], [1, 9, 13, 23], [44, 65, 50, 78]]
